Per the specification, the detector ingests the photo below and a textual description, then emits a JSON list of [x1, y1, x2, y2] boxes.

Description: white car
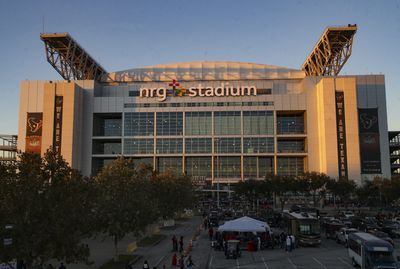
[[336, 228, 358, 245], [343, 211, 355, 219]]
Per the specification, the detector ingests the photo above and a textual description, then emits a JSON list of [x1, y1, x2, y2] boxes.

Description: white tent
[[217, 216, 270, 233]]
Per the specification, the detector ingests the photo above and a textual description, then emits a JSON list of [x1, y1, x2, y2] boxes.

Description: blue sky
[[0, 0, 399, 134]]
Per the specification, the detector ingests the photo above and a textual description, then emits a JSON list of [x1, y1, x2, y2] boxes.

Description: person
[[285, 235, 292, 252], [280, 232, 286, 249], [171, 253, 178, 267], [143, 260, 150, 269], [172, 235, 178, 251], [257, 236, 261, 251], [208, 226, 214, 240], [290, 234, 296, 251], [179, 254, 185, 269], [186, 255, 195, 269], [58, 263, 66, 269], [179, 236, 184, 253]]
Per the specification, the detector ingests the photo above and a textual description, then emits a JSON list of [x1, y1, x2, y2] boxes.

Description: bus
[[282, 211, 321, 246], [348, 232, 398, 269]]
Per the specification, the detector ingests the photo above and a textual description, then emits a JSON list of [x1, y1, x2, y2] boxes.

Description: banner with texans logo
[[25, 112, 43, 154], [358, 108, 381, 174]]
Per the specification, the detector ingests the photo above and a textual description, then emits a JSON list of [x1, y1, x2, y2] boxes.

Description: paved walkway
[[67, 216, 210, 269]]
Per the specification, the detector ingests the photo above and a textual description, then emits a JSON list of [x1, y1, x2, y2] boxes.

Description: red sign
[[25, 112, 43, 154]]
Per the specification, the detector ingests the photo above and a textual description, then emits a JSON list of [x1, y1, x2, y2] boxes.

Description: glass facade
[[214, 111, 241, 135], [94, 109, 306, 179], [124, 112, 154, 136], [185, 138, 212, 154], [277, 157, 304, 176], [243, 156, 274, 178], [124, 138, 154, 154], [277, 114, 305, 134], [185, 112, 212, 135], [156, 112, 183, 136], [157, 157, 182, 174], [186, 157, 212, 177], [243, 111, 274, 135], [243, 137, 274, 153], [156, 138, 183, 154]]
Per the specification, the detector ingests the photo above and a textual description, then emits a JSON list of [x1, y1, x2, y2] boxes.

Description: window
[[214, 156, 241, 178], [124, 112, 154, 136], [186, 157, 212, 177], [156, 112, 183, 136], [185, 138, 212, 154], [185, 112, 212, 135], [243, 137, 274, 153], [243, 111, 274, 135], [215, 138, 241, 154], [92, 140, 121, 154], [277, 157, 304, 176], [157, 157, 182, 174], [214, 111, 241, 135], [156, 138, 183, 154], [277, 113, 305, 134], [93, 114, 122, 136], [243, 157, 274, 179], [278, 140, 305, 153], [124, 138, 154, 154]]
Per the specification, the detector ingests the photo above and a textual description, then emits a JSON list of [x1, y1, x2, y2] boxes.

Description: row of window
[[93, 112, 305, 137], [92, 138, 304, 155], [124, 101, 274, 108], [92, 156, 304, 177]]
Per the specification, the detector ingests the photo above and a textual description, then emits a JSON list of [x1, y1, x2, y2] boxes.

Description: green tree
[[0, 149, 94, 268], [266, 175, 295, 211], [299, 172, 329, 207], [151, 169, 195, 219], [326, 178, 357, 207], [94, 157, 158, 261]]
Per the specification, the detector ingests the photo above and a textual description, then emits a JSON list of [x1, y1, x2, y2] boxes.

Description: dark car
[[351, 217, 378, 231], [369, 230, 394, 247], [381, 220, 400, 238]]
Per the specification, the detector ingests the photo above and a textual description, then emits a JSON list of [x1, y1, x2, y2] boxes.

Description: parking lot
[[207, 236, 400, 269]]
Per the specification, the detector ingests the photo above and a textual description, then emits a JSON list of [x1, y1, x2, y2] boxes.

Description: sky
[[0, 0, 399, 134]]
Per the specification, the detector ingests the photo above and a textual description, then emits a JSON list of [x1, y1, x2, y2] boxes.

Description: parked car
[[343, 211, 355, 219], [351, 217, 379, 231], [381, 220, 400, 238], [368, 230, 394, 247], [336, 228, 358, 246]]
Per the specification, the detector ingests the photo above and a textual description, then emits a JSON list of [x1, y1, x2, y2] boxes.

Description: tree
[[299, 172, 329, 207], [0, 149, 94, 268], [266, 175, 295, 211], [326, 178, 357, 207], [94, 157, 158, 261]]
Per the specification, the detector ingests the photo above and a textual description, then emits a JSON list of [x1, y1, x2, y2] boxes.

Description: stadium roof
[[103, 61, 305, 82]]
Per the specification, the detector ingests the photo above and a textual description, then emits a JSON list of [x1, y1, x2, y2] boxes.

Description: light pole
[[216, 138, 220, 208]]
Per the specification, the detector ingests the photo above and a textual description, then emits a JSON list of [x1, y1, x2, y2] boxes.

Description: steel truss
[[302, 25, 357, 76], [40, 33, 106, 81]]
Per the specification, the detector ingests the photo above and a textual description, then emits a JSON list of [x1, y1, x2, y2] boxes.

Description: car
[[336, 228, 358, 246], [368, 230, 394, 247], [351, 217, 379, 232], [343, 211, 355, 219]]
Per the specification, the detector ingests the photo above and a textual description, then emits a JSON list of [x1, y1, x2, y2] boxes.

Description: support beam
[[40, 33, 106, 81], [302, 25, 357, 76]]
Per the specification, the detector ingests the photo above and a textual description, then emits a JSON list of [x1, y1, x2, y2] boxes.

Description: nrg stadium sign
[[139, 80, 257, 102]]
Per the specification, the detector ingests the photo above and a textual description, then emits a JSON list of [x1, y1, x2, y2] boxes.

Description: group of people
[[280, 232, 296, 252], [171, 235, 184, 252], [170, 235, 196, 268]]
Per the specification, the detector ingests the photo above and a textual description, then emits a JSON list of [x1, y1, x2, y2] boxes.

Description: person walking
[[172, 235, 178, 251], [179, 254, 185, 269], [58, 263, 66, 269], [186, 255, 195, 269], [143, 260, 150, 269], [171, 253, 178, 267], [290, 234, 296, 251], [179, 236, 184, 253], [208, 226, 214, 241], [285, 235, 292, 252]]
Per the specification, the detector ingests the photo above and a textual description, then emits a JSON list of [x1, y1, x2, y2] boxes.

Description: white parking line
[[261, 257, 269, 269], [287, 257, 297, 269], [236, 258, 240, 269], [155, 255, 166, 266], [313, 257, 327, 269], [208, 254, 213, 268], [338, 257, 353, 268]]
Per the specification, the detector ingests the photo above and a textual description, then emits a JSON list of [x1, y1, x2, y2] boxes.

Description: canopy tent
[[217, 216, 270, 233]]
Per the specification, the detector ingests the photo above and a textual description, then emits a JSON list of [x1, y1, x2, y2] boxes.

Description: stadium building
[[17, 25, 391, 185]]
